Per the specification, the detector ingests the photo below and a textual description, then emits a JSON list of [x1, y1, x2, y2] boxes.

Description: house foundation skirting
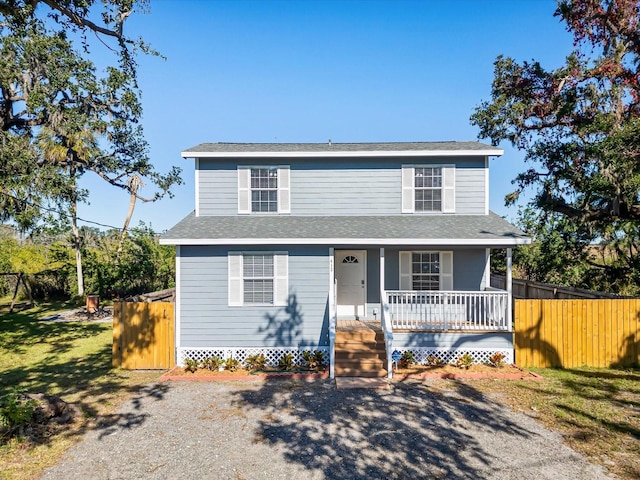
[[178, 346, 330, 367], [391, 347, 514, 365]]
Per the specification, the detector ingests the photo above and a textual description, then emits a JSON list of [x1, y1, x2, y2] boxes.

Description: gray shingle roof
[[160, 212, 529, 247], [182, 141, 501, 155]]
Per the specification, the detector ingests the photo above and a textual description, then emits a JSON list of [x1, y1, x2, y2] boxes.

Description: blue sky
[[77, 0, 573, 232]]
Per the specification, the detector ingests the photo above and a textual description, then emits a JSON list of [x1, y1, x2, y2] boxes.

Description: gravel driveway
[[41, 378, 613, 480]]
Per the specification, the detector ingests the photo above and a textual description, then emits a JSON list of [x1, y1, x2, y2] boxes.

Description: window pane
[[244, 280, 274, 304]]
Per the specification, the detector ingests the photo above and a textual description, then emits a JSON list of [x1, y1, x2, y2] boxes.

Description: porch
[[329, 246, 516, 378]]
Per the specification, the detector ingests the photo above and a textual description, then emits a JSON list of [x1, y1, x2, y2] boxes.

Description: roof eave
[[160, 237, 530, 246], [180, 149, 504, 159]]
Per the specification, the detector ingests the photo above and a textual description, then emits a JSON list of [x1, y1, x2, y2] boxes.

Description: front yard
[[0, 303, 638, 479], [0, 303, 159, 480]]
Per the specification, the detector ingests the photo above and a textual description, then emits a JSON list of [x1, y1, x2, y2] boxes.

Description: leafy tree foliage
[[0, 1, 182, 294], [472, 0, 640, 294], [1, 224, 175, 301]]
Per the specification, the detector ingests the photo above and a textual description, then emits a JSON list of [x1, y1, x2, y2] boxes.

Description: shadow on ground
[[231, 379, 536, 479]]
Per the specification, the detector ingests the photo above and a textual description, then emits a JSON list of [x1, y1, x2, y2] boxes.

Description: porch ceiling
[[161, 212, 530, 247]]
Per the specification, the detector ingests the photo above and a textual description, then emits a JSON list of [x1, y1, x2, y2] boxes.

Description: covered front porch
[[328, 246, 516, 378]]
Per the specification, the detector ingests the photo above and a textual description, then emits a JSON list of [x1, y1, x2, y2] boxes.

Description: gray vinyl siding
[[383, 247, 487, 291], [196, 157, 486, 216], [392, 332, 513, 349], [179, 245, 329, 348]]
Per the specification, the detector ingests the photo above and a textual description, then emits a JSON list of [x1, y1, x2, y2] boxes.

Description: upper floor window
[[402, 165, 455, 214], [414, 167, 442, 212], [238, 166, 290, 214], [251, 168, 278, 212]]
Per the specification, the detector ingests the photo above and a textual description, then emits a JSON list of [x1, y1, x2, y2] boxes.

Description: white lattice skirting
[[179, 346, 330, 367], [391, 347, 514, 365]]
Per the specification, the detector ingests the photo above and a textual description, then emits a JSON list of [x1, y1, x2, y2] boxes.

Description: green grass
[[472, 367, 640, 480], [0, 302, 160, 480]]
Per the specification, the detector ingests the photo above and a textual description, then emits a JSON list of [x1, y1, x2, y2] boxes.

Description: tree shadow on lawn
[[0, 311, 106, 356], [231, 379, 536, 479], [0, 342, 169, 447]]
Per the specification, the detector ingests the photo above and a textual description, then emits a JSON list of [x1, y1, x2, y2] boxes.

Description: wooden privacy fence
[[515, 299, 640, 368], [113, 301, 175, 370]]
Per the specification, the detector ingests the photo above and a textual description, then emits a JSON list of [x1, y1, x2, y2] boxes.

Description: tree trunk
[[70, 197, 84, 296], [116, 175, 142, 264]]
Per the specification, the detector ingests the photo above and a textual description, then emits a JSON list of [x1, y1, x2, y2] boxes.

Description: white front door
[[335, 250, 366, 319]]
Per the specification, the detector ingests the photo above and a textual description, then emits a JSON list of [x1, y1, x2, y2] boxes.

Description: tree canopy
[[472, 0, 640, 294], [0, 0, 182, 229]]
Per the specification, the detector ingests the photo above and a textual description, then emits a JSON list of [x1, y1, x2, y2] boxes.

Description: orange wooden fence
[[113, 301, 175, 369], [515, 299, 640, 368]]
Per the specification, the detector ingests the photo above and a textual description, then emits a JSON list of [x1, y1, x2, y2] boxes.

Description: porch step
[[335, 321, 387, 378], [334, 366, 388, 378]]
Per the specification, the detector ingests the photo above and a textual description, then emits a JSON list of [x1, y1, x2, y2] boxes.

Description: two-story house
[[160, 142, 529, 378]]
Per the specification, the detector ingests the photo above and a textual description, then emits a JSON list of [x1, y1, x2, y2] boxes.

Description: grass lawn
[[0, 302, 160, 480], [470, 367, 640, 480]]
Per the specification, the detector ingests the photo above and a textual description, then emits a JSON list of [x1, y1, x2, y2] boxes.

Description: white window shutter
[[440, 251, 453, 290], [278, 167, 290, 213], [399, 251, 412, 290], [228, 252, 243, 306], [401, 166, 414, 213], [274, 252, 289, 306], [238, 167, 251, 214], [442, 165, 455, 213]]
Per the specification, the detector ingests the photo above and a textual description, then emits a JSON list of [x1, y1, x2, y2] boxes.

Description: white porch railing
[[385, 290, 509, 331]]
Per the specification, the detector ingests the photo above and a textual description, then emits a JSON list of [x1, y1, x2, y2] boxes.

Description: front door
[[335, 250, 366, 319]]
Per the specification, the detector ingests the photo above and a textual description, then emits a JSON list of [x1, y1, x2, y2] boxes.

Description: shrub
[[426, 355, 444, 366], [301, 350, 325, 370], [244, 353, 266, 371], [399, 351, 415, 368], [224, 357, 240, 372], [202, 356, 223, 371], [278, 353, 295, 371], [488, 352, 506, 368], [0, 390, 36, 434], [455, 353, 474, 369], [184, 358, 199, 373]]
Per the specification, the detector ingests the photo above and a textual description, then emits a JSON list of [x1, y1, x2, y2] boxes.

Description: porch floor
[[336, 319, 382, 332]]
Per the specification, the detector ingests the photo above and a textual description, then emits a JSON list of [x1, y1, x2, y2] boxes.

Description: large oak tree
[[0, 1, 182, 295], [471, 0, 640, 293]]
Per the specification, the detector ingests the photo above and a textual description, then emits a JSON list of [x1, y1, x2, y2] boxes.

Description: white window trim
[[228, 251, 288, 306], [401, 164, 455, 214], [399, 250, 453, 291], [238, 166, 290, 214]]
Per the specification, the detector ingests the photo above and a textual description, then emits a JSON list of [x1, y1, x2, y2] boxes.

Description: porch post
[[328, 247, 335, 379], [379, 248, 385, 298], [506, 247, 513, 331]]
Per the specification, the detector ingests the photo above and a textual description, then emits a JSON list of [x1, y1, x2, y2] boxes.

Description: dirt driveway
[[40, 378, 612, 479]]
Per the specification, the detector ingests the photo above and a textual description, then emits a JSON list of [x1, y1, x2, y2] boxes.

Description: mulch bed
[[392, 364, 541, 381], [160, 366, 330, 382], [160, 364, 539, 382]]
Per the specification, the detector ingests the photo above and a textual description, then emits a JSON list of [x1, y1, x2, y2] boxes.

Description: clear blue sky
[[77, 0, 573, 232]]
